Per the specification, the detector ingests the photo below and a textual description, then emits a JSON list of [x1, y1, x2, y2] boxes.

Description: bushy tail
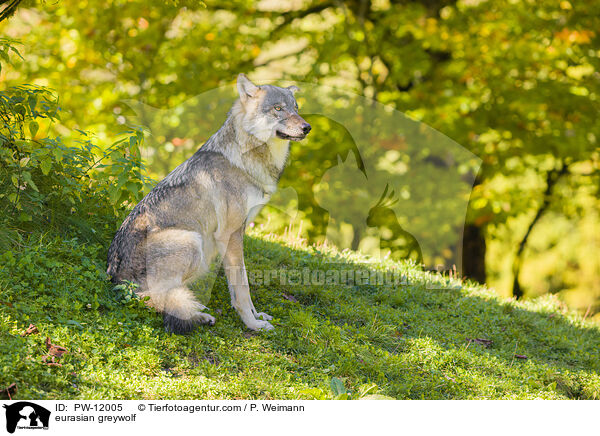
[[145, 287, 214, 334]]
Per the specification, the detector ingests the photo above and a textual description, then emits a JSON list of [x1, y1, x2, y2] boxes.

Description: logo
[[2, 402, 50, 434]]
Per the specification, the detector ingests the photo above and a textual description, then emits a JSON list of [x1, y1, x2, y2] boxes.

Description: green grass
[[1, 230, 599, 400]]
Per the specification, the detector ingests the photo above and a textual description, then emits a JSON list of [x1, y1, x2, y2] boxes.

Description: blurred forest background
[[1, 0, 599, 320]]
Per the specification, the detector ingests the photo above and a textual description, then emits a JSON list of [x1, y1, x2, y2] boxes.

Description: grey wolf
[[106, 74, 311, 333]]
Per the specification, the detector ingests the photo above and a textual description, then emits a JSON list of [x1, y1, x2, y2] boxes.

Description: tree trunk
[[462, 223, 487, 283], [462, 175, 487, 283], [511, 163, 568, 298], [351, 224, 362, 251]]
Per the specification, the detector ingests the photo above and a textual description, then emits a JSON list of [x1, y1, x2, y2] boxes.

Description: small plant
[[112, 280, 150, 309]]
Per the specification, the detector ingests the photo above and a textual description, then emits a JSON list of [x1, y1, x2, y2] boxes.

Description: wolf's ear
[[287, 85, 300, 94], [237, 73, 259, 103]]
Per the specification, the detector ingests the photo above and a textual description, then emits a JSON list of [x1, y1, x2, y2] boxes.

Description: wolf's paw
[[195, 312, 216, 326], [246, 319, 274, 331], [255, 312, 273, 321]]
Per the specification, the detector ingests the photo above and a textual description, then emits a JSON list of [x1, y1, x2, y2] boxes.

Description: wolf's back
[[106, 150, 215, 283], [106, 203, 151, 283], [106, 169, 188, 282]]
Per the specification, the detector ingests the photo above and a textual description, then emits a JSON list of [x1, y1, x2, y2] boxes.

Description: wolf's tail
[[141, 287, 214, 334]]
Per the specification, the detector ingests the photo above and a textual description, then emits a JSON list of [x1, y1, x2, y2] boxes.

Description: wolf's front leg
[[219, 230, 273, 331]]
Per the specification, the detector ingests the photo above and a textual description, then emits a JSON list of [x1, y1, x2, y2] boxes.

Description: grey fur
[[107, 74, 310, 333]]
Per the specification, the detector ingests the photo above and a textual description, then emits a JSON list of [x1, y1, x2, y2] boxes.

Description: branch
[[271, 1, 336, 36], [232, 2, 335, 74], [511, 162, 570, 298], [0, 0, 23, 22], [252, 46, 310, 68]]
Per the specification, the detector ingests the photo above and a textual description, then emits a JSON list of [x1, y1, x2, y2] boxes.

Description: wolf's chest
[[268, 138, 290, 170]]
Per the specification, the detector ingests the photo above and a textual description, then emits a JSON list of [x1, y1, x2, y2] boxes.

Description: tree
[[3, 0, 599, 304]]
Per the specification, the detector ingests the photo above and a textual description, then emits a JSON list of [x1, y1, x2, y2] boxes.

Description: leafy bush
[[0, 38, 149, 248]]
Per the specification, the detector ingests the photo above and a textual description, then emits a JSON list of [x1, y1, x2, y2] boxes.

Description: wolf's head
[[235, 73, 311, 143]]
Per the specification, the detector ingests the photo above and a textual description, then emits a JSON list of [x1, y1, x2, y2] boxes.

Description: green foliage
[[0, 37, 23, 74], [0, 39, 150, 247]]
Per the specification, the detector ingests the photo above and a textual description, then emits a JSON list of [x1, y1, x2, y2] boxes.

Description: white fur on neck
[[226, 100, 281, 194], [268, 137, 290, 170]]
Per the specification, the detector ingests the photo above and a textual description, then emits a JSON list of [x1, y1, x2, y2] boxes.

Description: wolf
[[106, 74, 311, 333]]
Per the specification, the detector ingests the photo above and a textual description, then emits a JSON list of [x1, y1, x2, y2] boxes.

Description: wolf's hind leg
[[142, 229, 215, 334]]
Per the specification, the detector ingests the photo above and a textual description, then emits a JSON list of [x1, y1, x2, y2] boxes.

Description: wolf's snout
[[301, 123, 311, 134]]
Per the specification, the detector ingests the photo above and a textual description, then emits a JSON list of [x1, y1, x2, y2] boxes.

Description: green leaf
[[0, 49, 9, 65], [14, 104, 26, 117], [125, 181, 139, 197], [65, 320, 83, 329], [21, 171, 39, 192], [40, 157, 52, 175], [52, 148, 63, 161], [28, 95, 37, 112], [28, 121, 39, 138], [18, 212, 32, 222], [359, 394, 396, 400], [298, 388, 327, 400], [108, 185, 121, 204]]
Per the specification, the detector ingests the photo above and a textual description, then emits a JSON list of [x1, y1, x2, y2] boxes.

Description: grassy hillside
[[0, 230, 599, 400]]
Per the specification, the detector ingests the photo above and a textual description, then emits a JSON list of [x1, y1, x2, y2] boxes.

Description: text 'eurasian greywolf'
[[107, 74, 311, 333]]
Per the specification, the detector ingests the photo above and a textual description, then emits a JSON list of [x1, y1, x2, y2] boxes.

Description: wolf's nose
[[302, 123, 312, 134]]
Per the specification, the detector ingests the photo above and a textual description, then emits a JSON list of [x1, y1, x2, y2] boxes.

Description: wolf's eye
[[274, 106, 282, 111]]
